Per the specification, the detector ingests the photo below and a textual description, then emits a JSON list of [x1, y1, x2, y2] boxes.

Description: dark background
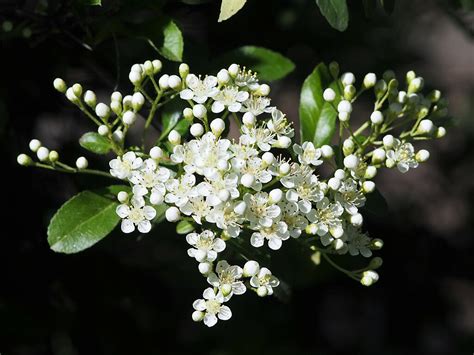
[[1, 0, 473, 354]]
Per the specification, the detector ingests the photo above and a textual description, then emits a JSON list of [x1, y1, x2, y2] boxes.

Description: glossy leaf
[[299, 63, 338, 146], [148, 19, 184, 62], [315, 0, 349, 31], [79, 132, 112, 155], [47, 185, 128, 254], [218, 0, 247, 22]]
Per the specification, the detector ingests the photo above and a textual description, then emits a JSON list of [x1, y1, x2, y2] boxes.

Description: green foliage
[[148, 19, 184, 62], [315, 0, 349, 31], [79, 132, 112, 154], [176, 220, 195, 234], [83, 0, 101, 5], [299, 63, 338, 146], [218, 0, 247, 22], [158, 98, 191, 142], [47, 185, 128, 254], [217, 46, 295, 81]]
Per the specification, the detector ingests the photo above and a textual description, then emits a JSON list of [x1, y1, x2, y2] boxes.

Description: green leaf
[[362, 188, 389, 217], [218, 0, 247, 22], [79, 132, 112, 155], [47, 185, 128, 254], [176, 220, 195, 234], [83, 0, 101, 5], [299, 63, 339, 147], [315, 0, 349, 31], [217, 46, 295, 81], [150, 20, 183, 62], [158, 98, 191, 142]]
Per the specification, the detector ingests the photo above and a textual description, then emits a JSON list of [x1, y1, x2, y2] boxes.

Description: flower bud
[[49, 150, 59, 162], [416, 149, 430, 163], [217, 69, 230, 84], [428, 90, 441, 103], [95, 103, 110, 119], [193, 104, 207, 119], [436, 126, 446, 138], [210, 118, 225, 136], [257, 286, 268, 297], [337, 100, 352, 113], [192, 311, 204, 322], [344, 85, 356, 100], [363, 73, 377, 88], [242, 112, 256, 126], [132, 92, 145, 111], [110, 91, 122, 103], [338, 111, 350, 122], [168, 130, 181, 145], [371, 148, 386, 164], [371, 239, 384, 250], [375, 80, 387, 99], [53, 78, 67, 93], [341, 72, 355, 86], [397, 91, 407, 104], [131, 64, 143, 73], [165, 206, 181, 222], [406, 70, 416, 83], [344, 154, 359, 170], [84, 90, 97, 108], [269, 189, 283, 203], [152, 59, 162, 74], [262, 152, 275, 166], [332, 238, 345, 250], [17, 153, 32, 166], [190, 123, 204, 137], [417, 119, 434, 135], [96, 125, 109, 136], [129, 71, 142, 86], [143, 60, 154, 75], [243, 260, 260, 277], [350, 213, 363, 227], [149, 146, 163, 160], [65, 88, 79, 104], [37, 147, 50, 162], [198, 262, 212, 275], [178, 63, 189, 78], [117, 191, 129, 203], [321, 145, 334, 159], [382, 135, 394, 149], [150, 192, 164, 205], [110, 100, 122, 115], [370, 110, 384, 125], [334, 169, 346, 179], [158, 74, 169, 90], [168, 75, 182, 90], [29, 139, 42, 152], [277, 136, 292, 149], [342, 139, 355, 156], [279, 162, 291, 175], [408, 77, 424, 93], [257, 84, 270, 96], [362, 181, 375, 193], [112, 130, 124, 142], [367, 258, 383, 271], [323, 88, 336, 102], [122, 111, 137, 125], [385, 158, 395, 168], [364, 165, 377, 179], [360, 270, 379, 286], [75, 156, 88, 169], [328, 177, 341, 190], [228, 64, 239, 77], [71, 83, 83, 98], [241, 173, 255, 188]]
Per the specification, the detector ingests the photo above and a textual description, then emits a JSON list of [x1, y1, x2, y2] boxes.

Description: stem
[[34, 162, 117, 179], [321, 253, 360, 282], [78, 103, 102, 126]]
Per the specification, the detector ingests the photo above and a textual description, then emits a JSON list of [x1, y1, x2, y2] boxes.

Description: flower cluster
[[17, 60, 449, 327]]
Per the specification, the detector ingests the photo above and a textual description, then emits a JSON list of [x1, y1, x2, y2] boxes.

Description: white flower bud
[[131, 64, 143, 73], [190, 123, 204, 137], [323, 88, 336, 102], [361, 270, 379, 286], [277, 136, 292, 149], [397, 91, 407, 104], [370, 110, 383, 125], [122, 95, 132, 110], [193, 104, 207, 119], [341, 72, 355, 86], [158, 74, 169, 89], [150, 192, 164, 205], [417, 119, 434, 135], [129, 71, 142, 85], [198, 262, 212, 275], [165, 206, 181, 222], [37, 147, 50, 162], [143, 60, 154, 75], [328, 177, 341, 190], [149, 146, 163, 160], [343, 138, 355, 155], [179, 63, 189, 78], [72, 83, 82, 98], [333, 238, 345, 250], [343, 154, 359, 170], [168, 75, 182, 90], [344, 85, 356, 100], [350, 213, 363, 226], [217, 69, 230, 84], [436, 126, 446, 138], [337, 100, 352, 113], [269, 188, 283, 203], [233, 201, 247, 215], [65, 88, 79, 104], [362, 181, 375, 193], [97, 125, 109, 136], [371, 239, 384, 250], [192, 311, 204, 322], [110, 91, 122, 102], [243, 260, 260, 277], [117, 191, 129, 203], [95, 103, 110, 119], [242, 112, 256, 126], [75, 156, 88, 169], [48, 150, 59, 162], [408, 77, 424, 93], [183, 107, 193, 120], [371, 148, 386, 164], [257, 286, 268, 297], [83, 90, 97, 108], [53, 78, 67, 93], [334, 169, 346, 179], [416, 149, 430, 163], [112, 130, 124, 142], [386, 158, 396, 168], [228, 64, 239, 77], [363, 73, 377, 88], [365, 166, 377, 179], [29, 139, 42, 152], [17, 153, 32, 166], [110, 101, 122, 115], [279, 162, 291, 175], [257, 84, 270, 96], [152, 59, 162, 74], [210, 118, 225, 136], [382, 135, 394, 149], [168, 130, 181, 145], [261, 152, 275, 166], [241, 173, 255, 188], [122, 111, 137, 125], [338, 111, 350, 122], [406, 70, 416, 83], [132, 92, 145, 111], [319, 145, 333, 159]]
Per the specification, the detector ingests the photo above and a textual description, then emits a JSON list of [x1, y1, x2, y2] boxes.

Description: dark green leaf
[[362, 188, 389, 217], [299, 63, 339, 146], [83, 0, 101, 5], [176, 220, 195, 234], [315, 0, 349, 31], [218, 0, 247, 22], [47, 185, 129, 254], [148, 20, 183, 62], [217, 46, 295, 81], [157, 98, 190, 142], [79, 132, 112, 155]]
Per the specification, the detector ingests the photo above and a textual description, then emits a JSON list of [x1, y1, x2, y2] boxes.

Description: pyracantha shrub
[[18, 59, 449, 327]]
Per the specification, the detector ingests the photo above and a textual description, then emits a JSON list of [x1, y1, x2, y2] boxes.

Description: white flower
[[186, 230, 226, 262], [386, 139, 419, 173], [293, 142, 323, 166], [239, 124, 275, 152], [207, 260, 246, 300], [267, 109, 294, 138], [165, 174, 197, 207], [345, 225, 372, 257], [116, 196, 156, 233], [196, 173, 240, 206], [234, 68, 259, 90], [244, 192, 281, 228], [306, 197, 344, 238], [238, 157, 272, 191], [280, 201, 308, 238], [192, 288, 232, 327], [241, 95, 272, 116], [180, 196, 212, 224], [250, 221, 290, 250], [250, 267, 280, 296], [129, 158, 171, 197], [334, 178, 366, 215], [206, 201, 243, 238], [211, 86, 249, 113], [179, 74, 219, 103], [109, 151, 143, 180]]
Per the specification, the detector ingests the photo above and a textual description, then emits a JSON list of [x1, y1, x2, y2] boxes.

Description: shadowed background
[[1, 0, 473, 354]]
